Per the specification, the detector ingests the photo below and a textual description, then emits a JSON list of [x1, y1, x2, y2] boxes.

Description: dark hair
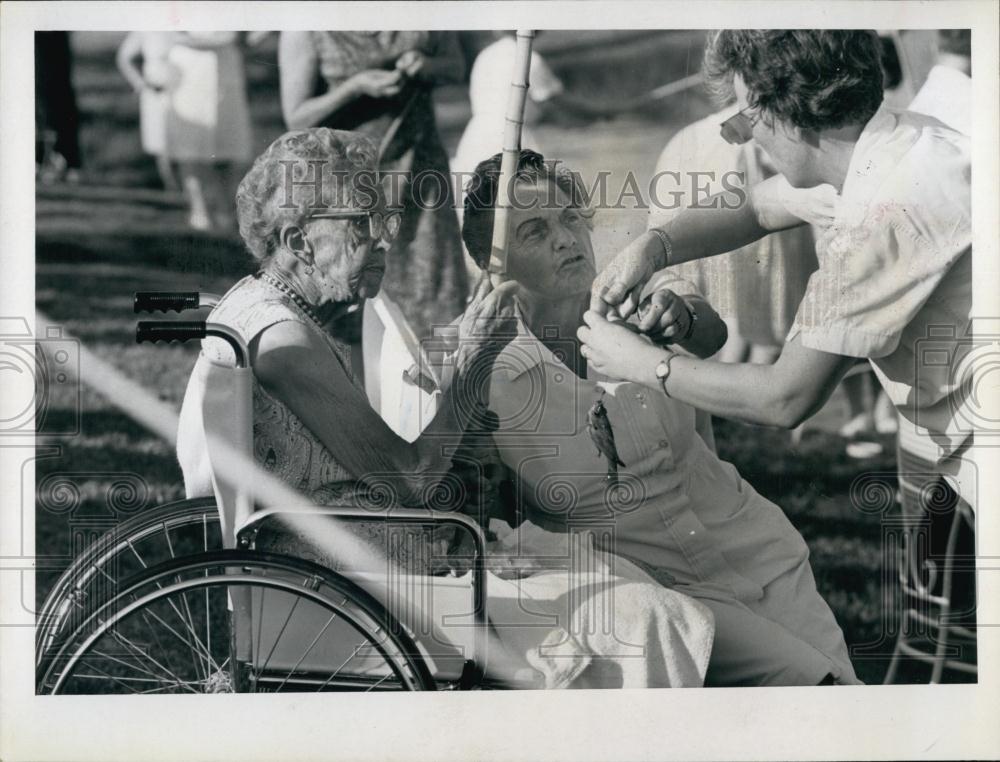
[[461, 149, 593, 270], [704, 30, 884, 131]]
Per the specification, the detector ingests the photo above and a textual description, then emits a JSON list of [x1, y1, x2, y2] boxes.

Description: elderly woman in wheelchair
[[36, 129, 715, 694]]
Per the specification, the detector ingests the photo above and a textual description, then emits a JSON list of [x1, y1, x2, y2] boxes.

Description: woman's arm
[[579, 317, 856, 428], [278, 32, 405, 130], [116, 32, 147, 94], [632, 275, 728, 358], [395, 33, 465, 86], [254, 282, 517, 505], [175, 32, 239, 50], [590, 174, 809, 318], [254, 320, 470, 506]]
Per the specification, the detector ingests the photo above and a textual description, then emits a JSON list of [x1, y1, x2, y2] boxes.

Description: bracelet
[[648, 227, 673, 269]]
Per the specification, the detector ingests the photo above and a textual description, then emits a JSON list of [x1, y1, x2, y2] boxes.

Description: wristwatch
[[654, 351, 677, 397]]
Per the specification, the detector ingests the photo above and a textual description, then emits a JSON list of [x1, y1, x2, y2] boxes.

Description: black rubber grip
[[134, 292, 201, 314], [136, 321, 207, 344]]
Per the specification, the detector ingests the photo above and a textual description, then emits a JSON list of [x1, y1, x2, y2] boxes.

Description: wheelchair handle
[[136, 321, 249, 368], [134, 291, 222, 313], [136, 320, 206, 344]]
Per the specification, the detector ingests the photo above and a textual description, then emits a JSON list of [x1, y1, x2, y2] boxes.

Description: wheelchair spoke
[[315, 643, 366, 691], [110, 625, 197, 687], [272, 612, 340, 692], [205, 583, 211, 676], [178, 589, 208, 682], [254, 586, 266, 669], [90, 561, 116, 585], [89, 646, 195, 692], [128, 536, 211, 670], [72, 660, 146, 694], [364, 673, 392, 692], [138, 598, 221, 676], [162, 522, 176, 559], [256, 595, 301, 679], [138, 607, 188, 683]]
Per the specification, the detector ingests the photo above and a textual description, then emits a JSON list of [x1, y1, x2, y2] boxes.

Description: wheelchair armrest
[[235, 503, 489, 682]]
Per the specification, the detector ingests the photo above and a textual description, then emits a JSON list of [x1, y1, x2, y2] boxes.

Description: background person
[[35, 31, 83, 184], [117, 31, 254, 231], [279, 31, 469, 339]]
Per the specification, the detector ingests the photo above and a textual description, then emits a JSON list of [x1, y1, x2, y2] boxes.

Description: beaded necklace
[[259, 270, 325, 329]]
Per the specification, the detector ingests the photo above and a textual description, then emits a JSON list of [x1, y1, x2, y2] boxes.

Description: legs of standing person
[[35, 32, 82, 182], [155, 155, 180, 193], [840, 365, 896, 456], [179, 161, 213, 231], [840, 368, 873, 438], [210, 161, 239, 233], [894, 433, 977, 675], [183, 161, 239, 233]]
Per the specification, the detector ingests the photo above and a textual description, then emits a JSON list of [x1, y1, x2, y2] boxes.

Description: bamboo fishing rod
[[487, 29, 536, 279]]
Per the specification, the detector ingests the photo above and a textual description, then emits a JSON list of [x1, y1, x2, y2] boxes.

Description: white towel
[[485, 522, 715, 689]]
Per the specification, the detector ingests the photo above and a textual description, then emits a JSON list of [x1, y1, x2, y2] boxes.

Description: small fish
[[587, 398, 626, 487]]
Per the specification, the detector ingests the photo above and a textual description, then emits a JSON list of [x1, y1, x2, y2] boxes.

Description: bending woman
[[459, 149, 861, 686]]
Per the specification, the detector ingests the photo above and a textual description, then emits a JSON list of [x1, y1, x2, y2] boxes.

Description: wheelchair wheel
[[36, 497, 222, 663], [37, 551, 437, 694]]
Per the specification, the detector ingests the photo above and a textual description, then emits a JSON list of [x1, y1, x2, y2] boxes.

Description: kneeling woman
[[460, 150, 861, 686], [177, 129, 715, 688]]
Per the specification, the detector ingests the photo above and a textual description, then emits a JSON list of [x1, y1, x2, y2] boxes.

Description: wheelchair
[[36, 291, 510, 694]]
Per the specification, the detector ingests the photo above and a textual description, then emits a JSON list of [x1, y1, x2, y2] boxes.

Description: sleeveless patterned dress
[[193, 274, 435, 571]]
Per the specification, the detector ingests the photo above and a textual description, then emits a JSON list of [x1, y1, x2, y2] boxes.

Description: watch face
[[655, 360, 669, 379]]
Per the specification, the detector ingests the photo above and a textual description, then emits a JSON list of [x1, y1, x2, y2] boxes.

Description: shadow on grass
[[38, 234, 254, 280]]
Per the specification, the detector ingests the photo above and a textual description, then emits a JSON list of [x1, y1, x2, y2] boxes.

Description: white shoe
[[846, 441, 884, 459], [188, 211, 212, 232]]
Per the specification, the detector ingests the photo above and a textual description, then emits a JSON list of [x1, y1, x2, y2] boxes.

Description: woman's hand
[[577, 311, 664, 386], [395, 50, 427, 79], [431, 539, 547, 579], [589, 231, 667, 319], [635, 288, 693, 344], [347, 68, 405, 99], [454, 278, 520, 377]]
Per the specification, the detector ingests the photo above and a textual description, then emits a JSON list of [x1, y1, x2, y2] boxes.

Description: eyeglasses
[[310, 210, 403, 243], [719, 107, 759, 145]]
